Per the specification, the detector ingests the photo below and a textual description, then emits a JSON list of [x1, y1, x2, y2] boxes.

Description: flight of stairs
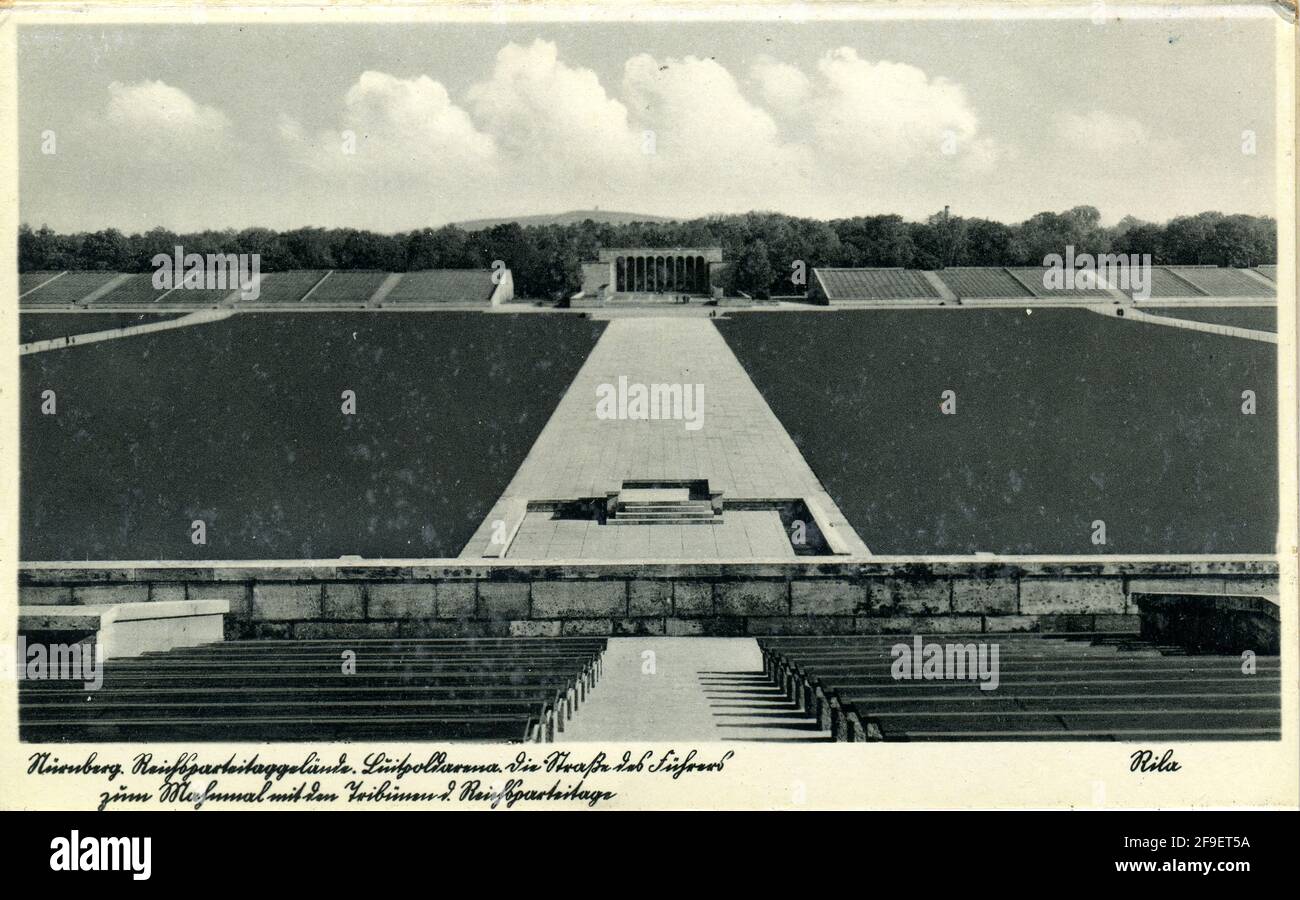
[[608, 487, 720, 525]]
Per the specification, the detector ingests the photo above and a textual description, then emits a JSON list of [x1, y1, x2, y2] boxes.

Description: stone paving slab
[[462, 318, 868, 558], [560, 637, 829, 742], [505, 510, 794, 560]]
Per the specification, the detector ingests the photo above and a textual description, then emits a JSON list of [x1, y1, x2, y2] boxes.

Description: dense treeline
[[19, 207, 1276, 300]]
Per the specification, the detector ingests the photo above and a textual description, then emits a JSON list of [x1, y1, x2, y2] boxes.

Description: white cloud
[[750, 58, 812, 116], [105, 80, 229, 135], [621, 53, 812, 211], [284, 71, 495, 179], [807, 48, 992, 170], [273, 41, 999, 223], [469, 40, 637, 163], [1053, 109, 1179, 158]]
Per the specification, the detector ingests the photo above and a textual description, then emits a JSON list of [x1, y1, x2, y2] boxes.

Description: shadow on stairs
[[698, 669, 833, 743]]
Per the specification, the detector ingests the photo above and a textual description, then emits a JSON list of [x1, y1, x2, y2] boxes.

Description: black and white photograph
[[1, 0, 1296, 828]]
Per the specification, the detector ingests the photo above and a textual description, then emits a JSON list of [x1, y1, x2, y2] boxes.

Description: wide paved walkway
[[461, 318, 867, 557], [561, 638, 829, 742]]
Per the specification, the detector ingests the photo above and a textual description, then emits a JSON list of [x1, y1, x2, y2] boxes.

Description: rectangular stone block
[[437, 582, 477, 618], [1037, 614, 1096, 632], [1020, 577, 1125, 614], [561, 619, 614, 636], [532, 581, 626, 618], [791, 580, 866, 616], [399, 619, 509, 638], [252, 583, 322, 620], [983, 615, 1040, 633], [478, 582, 530, 619], [323, 583, 365, 619], [510, 619, 562, 637], [72, 584, 149, 606], [245, 622, 292, 640], [613, 617, 666, 636], [292, 621, 400, 640], [628, 580, 672, 616], [665, 617, 707, 636], [952, 578, 1017, 614], [367, 584, 436, 619], [1224, 577, 1280, 597], [672, 582, 714, 616], [148, 584, 188, 603], [20, 586, 72, 606], [872, 577, 951, 614], [1093, 614, 1141, 633], [854, 615, 983, 634], [746, 616, 855, 635], [189, 583, 251, 618], [716, 581, 787, 616], [1127, 576, 1227, 595]]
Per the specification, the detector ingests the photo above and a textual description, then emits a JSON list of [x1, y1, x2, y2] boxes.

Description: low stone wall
[[17, 559, 1279, 639]]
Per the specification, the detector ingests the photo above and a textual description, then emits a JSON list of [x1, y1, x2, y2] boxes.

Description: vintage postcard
[[0, 0, 1296, 843]]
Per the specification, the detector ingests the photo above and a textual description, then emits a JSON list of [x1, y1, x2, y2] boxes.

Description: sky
[[17, 16, 1280, 234]]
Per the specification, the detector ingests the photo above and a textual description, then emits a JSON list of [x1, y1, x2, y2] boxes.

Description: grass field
[[717, 308, 1277, 554], [20, 313, 188, 344], [21, 313, 605, 560], [1148, 307, 1278, 332]]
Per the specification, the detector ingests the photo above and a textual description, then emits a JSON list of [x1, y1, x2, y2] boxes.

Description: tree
[[728, 240, 776, 298]]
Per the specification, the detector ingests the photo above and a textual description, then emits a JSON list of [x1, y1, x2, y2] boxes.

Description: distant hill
[[453, 210, 678, 230]]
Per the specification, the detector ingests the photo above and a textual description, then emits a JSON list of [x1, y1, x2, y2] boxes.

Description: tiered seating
[[816, 268, 939, 302], [89, 273, 174, 306], [758, 633, 1279, 741], [1126, 266, 1206, 299], [935, 267, 1034, 299], [20, 637, 606, 743], [237, 270, 330, 305], [1005, 267, 1117, 299], [379, 270, 498, 307], [18, 272, 122, 308], [302, 271, 390, 307], [20, 271, 64, 296], [1164, 266, 1272, 297], [153, 285, 241, 307]]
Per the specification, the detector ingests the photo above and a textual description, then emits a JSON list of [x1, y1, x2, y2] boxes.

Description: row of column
[[614, 255, 709, 293]]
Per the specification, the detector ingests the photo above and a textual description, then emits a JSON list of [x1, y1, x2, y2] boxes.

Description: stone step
[[608, 517, 719, 526], [618, 502, 713, 511], [614, 509, 716, 519], [619, 487, 691, 503]]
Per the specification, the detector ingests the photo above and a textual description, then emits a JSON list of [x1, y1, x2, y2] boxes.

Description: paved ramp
[[463, 317, 867, 557], [560, 637, 829, 742]]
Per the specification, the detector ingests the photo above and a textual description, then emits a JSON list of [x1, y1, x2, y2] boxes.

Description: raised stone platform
[[17, 558, 1277, 640], [18, 599, 229, 659]]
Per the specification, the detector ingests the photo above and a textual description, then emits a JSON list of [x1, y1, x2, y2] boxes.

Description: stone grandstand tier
[[303, 270, 391, 306], [379, 269, 500, 306], [811, 267, 941, 302], [1165, 265, 1273, 297], [89, 272, 174, 306], [935, 267, 1034, 299], [252, 270, 331, 304], [1005, 267, 1116, 299], [759, 631, 1281, 741], [18, 268, 505, 310], [20, 636, 608, 742], [19, 271, 124, 307]]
